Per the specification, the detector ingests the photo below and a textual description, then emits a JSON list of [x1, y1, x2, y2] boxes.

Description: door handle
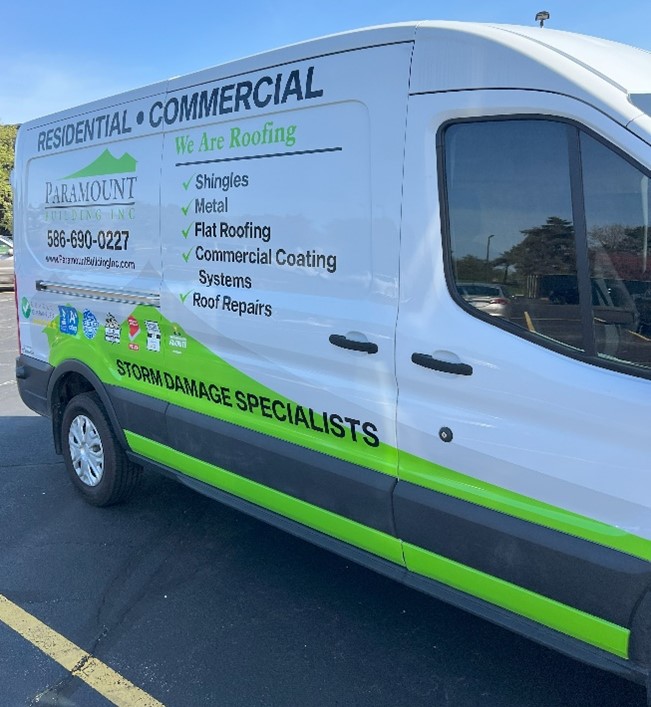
[[329, 334, 378, 354], [411, 352, 473, 376]]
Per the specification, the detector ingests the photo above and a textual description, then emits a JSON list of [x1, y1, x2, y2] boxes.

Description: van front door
[[395, 90, 651, 658]]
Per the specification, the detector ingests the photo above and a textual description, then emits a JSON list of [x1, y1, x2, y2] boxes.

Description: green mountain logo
[[64, 150, 137, 179]]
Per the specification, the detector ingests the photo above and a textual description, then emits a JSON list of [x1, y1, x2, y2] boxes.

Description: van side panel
[[120, 45, 413, 526], [16, 41, 413, 546]]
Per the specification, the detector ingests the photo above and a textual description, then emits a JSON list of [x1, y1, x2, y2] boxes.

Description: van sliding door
[[151, 44, 413, 557]]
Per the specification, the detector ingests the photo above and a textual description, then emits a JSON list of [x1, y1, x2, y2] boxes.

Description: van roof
[[408, 22, 651, 127], [177, 21, 651, 96], [417, 22, 651, 92], [21, 21, 651, 129]]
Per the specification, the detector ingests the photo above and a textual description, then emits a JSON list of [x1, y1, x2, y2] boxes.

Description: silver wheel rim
[[68, 414, 104, 487]]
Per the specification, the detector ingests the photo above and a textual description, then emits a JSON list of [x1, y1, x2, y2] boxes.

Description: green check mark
[[182, 223, 193, 238], [182, 175, 194, 190], [179, 289, 193, 303], [21, 297, 31, 319], [181, 200, 193, 216], [182, 247, 193, 262]]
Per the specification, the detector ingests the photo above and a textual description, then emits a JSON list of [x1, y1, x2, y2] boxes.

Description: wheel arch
[[47, 360, 128, 455]]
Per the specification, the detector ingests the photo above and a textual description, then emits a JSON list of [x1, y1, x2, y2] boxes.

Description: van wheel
[[61, 392, 140, 506]]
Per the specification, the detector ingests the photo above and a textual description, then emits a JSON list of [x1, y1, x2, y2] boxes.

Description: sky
[[2, 1, 651, 125]]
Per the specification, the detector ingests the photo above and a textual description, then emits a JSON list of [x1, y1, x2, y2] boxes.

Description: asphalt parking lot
[[0, 290, 647, 706]]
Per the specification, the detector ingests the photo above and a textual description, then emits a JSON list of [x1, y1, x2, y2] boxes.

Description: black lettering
[[259, 396, 273, 418], [198, 88, 220, 118], [246, 392, 260, 412], [150, 101, 163, 128], [345, 417, 361, 442], [253, 76, 273, 108], [235, 81, 253, 112], [272, 399, 287, 421], [281, 69, 303, 103], [294, 405, 309, 429], [308, 408, 324, 433], [219, 84, 235, 114], [305, 66, 323, 99], [179, 93, 199, 122], [235, 390, 247, 411], [221, 386, 232, 407], [329, 413, 346, 438], [362, 422, 380, 448]]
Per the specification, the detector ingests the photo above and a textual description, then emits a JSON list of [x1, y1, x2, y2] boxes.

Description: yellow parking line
[[0, 594, 164, 706]]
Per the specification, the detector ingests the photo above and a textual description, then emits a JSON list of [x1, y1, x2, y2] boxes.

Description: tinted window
[[445, 120, 582, 350], [443, 119, 651, 374], [581, 133, 651, 368]]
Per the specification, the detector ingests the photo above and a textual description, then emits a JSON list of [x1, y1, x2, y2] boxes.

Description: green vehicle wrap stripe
[[46, 305, 398, 477], [126, 430, 630, 659], [47, 305, 651, 563], [404, 544, 630, 659], [125, 431, 404, 565]]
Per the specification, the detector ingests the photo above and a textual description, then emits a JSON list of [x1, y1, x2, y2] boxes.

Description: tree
[[498, 216, 576, 297], [454, 254, 489, 281], [504, 216, 577, 277], [453, 254, 505, 282], [0, 124, 18, 237]]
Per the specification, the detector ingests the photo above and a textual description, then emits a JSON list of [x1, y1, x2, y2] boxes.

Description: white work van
[[13, 21, 651, 697]]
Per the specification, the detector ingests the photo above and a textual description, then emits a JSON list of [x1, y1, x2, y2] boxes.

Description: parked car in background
[[0, 235, 14, 289], [457, 282, 512, 317]]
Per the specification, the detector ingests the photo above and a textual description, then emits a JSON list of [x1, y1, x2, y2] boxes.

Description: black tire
[[60, 392, 140, 506]]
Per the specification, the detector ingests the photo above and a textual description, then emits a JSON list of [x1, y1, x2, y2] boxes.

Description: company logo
[[45, 150, 138, 207], [58, 306, 79, 336], [82, 309, 99, 339], [105, 313, 121, 344], [21, 297, 31, 319], [65, 150, 136, 179]]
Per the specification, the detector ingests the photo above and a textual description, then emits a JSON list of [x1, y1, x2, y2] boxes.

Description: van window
[[442, 118, 651, 374], [581, 132, 651, 368]]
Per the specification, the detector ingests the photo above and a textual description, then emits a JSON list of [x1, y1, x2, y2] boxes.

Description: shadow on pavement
[[0, 415, 58, 466]]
